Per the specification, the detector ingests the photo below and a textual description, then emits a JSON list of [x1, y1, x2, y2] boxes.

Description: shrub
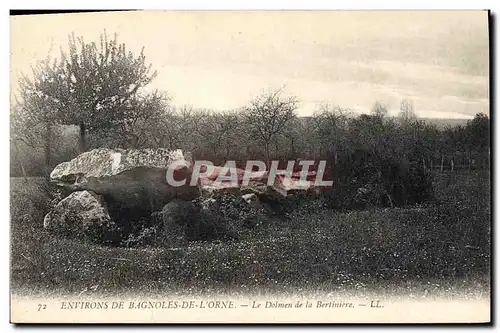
[[325, 151, 434, 210]]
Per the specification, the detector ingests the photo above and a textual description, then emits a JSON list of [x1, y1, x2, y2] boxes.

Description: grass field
[[10, 171, 491, 298]]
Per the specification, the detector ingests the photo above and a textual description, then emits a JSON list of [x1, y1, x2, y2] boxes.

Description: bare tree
[[312, 104, 352, 160], [11, 92, 56, 172], [205, 110, 242, 157], [399, 99, 417, 123], [371, 101, 388, 119], [244, 88, 298, 166]]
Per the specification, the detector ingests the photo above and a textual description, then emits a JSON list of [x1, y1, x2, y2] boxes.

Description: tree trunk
[[79, 122, 87, 153], [386, 192, 394, 208], [440, 154, 444, 173], [264, 142, 270, 168]]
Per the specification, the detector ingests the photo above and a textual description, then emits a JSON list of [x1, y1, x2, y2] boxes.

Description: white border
[[2, 2, 497, 332], [2, 1, 499, 10]]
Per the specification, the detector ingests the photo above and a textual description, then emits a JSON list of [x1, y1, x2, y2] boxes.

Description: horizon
[[10, 11, 489, 119]]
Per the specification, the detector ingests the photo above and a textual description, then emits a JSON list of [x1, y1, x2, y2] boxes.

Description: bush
[[325, 151, 434, 210]]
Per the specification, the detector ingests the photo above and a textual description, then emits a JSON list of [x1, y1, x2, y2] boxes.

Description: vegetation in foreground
[[10, 171, 490, 297]]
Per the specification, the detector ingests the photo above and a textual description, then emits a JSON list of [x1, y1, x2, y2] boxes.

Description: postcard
[[9, 10, 491, 324]]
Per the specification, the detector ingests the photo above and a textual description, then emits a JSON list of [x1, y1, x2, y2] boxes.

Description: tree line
[[10, 31, 490, 177]]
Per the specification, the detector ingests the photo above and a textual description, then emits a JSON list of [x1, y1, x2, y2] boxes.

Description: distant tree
[[184, 108, 242, 161], [371, 101, 388, 119], [211, 111, 242, 158], [11, 93, 56, 172], [397, 120, 440, 172], [312, 104, 351, 160], [176, 106, 207, 153], [348, 114, 395, 160], [465, 113, 490, 169], [10, 102, 79, 176], [17, 31, 157, 153], [244, 88, 298, 165], [146, 107, 180, 150], [10, 104, 39, 154], [278, 117, 313, 159], [399, 99, 417, 123], [466, 113, 490, 152], [10, 105, 36, 176], [415, 121, 440, 172]]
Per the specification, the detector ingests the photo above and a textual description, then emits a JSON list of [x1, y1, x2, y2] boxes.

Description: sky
[[10, 11, 489, 118]]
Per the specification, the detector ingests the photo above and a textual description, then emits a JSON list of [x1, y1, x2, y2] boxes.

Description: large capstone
[[43, 190, 118, 243], [49, 148, 199, 218]]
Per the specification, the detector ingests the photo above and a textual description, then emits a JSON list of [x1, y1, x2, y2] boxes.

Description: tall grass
[[10, 171, 490, 296]]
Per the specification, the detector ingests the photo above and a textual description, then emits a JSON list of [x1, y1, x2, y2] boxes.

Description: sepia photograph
[[9, 10, 491, 323]]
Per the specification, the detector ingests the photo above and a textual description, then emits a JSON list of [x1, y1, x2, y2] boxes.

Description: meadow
[[10, 171, 490, 298]]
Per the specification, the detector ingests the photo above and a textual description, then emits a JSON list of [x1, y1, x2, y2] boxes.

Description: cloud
[[10, 11, 489, 118]]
